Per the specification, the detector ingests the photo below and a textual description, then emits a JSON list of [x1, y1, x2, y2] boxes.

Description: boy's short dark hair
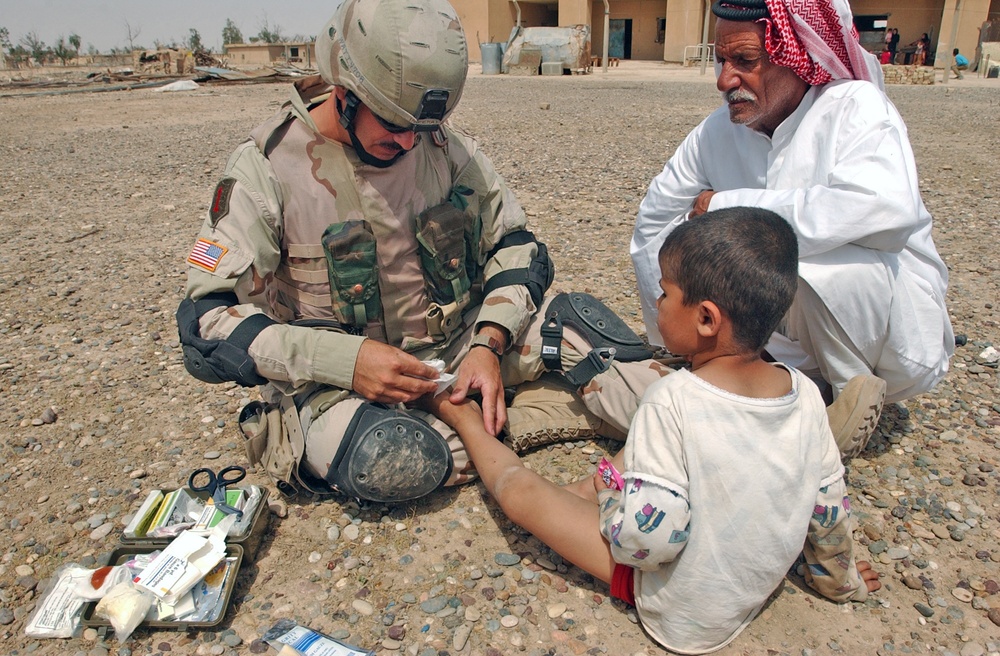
[[658, 207, 798, 353]]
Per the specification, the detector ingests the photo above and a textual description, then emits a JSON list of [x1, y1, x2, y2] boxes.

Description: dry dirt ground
[[0, 63, 999, 656]]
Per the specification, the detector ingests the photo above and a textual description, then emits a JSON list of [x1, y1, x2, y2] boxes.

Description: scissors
[[188, 465, 246, 518]]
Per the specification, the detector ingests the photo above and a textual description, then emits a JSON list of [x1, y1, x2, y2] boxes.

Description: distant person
[[631, 0, 955, 459], [426, 207, 882, 654], [911, 33, 930, 66], [952, 47, 969, 78], [888, 27, 900, 63]]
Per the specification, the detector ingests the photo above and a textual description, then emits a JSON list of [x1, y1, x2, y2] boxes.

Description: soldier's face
[[355, 103, 419, 159]]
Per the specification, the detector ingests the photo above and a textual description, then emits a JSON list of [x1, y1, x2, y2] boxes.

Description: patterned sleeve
[[598, 473, 691, 571], [802, 476, 867, 602]]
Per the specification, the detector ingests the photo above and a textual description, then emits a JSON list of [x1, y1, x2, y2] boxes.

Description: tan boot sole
[[829, 376, 887, 459]]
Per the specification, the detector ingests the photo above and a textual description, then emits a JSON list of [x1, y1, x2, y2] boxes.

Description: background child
[[424, 207, 880, 654]]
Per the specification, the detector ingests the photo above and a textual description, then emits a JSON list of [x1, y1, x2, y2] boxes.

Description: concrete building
[[224, 42, 316, 68], [452, 0, 1000, 68]]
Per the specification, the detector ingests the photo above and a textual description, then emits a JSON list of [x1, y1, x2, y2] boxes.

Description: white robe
[[631, 80, 953, 401]]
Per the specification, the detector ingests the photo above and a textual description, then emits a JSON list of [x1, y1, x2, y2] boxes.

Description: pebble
[[914, 602, 935, 617], [204, 450, 221, 460], [959, 644, 985, 656], [352, 599, 374, 616], [951, 587, 974, 602], [343, 524, 360, 541], [931, 524, 951, 539], [495, 552, 521, 566], [268, 498, 288, 518], [547, 602, 568, 618], [453, 623, 472, 650], [89, 523, 114, 541], [420, 596, 448, 613], [988, 609, 1000, 627], [0, 608, 13, 625], [500, 615, 519, 627], [902, 574, 923, 590]]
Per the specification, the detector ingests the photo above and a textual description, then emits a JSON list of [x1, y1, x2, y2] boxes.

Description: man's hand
[[450, 346, 506, 436], [353, 340, 439, 404], [450, 324, 508, 436], [690, 190, 715, 218]]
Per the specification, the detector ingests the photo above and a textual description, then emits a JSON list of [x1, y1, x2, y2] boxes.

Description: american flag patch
[[187, 238, 228, 272]]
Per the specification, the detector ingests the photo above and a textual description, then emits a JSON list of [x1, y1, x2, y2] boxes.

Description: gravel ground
[[0, 64, 998, 656]]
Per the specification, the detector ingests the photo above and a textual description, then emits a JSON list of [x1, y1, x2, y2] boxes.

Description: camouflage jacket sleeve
[[185, 140, 366, 392], [447, 127, 536, 344], [801, 477, 868, 603]]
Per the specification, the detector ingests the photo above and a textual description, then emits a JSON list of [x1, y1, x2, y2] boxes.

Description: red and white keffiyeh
[[760, 0, 884, 89]]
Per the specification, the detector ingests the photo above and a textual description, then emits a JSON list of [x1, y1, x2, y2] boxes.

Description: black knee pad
[[326, 403, 453, 503], [540, 293, 655, 385]]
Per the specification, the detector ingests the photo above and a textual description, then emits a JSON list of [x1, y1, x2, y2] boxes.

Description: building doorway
[[609, 19, 633, 59]]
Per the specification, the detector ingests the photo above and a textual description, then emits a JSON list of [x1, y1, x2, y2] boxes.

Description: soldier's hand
[[450, 347, 507, 437], [353, 340, 439, 404], [690, 189, 715, 218]]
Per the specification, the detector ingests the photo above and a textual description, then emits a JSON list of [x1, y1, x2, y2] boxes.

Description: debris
[[151, 80, 200, 93]]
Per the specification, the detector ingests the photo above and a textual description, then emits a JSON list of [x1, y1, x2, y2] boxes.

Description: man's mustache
[[726, 88, 757, 103]]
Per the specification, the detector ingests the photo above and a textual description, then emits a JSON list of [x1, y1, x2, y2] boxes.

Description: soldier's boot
[[504, 378, 627, 454], [828, 374, 887, 460]]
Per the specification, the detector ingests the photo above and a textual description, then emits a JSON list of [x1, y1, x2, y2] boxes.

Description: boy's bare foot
[[856, 560, 882, 593]]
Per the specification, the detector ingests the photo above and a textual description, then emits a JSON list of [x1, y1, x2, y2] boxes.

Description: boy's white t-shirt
[[612, 366, 844, 654]]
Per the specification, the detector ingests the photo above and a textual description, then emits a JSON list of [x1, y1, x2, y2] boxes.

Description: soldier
[[176, 0, 669, 504]]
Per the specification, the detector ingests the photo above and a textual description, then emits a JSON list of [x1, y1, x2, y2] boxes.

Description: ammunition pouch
[[322, 220, 383, 329], [417, 202, 473, 306]]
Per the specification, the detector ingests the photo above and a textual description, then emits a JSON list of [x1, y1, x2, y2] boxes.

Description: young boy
[[423, 207, 880, 654]]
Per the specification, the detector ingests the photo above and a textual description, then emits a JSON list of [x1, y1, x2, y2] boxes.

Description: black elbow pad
[[482, 230, 554, 307], [176, 294, 276, 387]]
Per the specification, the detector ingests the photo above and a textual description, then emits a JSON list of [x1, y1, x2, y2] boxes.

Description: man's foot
[[827, 375, 887, 459], [504, 378, 626, 453]]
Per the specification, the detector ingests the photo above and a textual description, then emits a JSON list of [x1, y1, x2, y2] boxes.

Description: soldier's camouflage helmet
[[317, 0, 468, 131]]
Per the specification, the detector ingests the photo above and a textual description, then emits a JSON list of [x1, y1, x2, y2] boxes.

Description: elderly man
[[177, 0, 665, 504], [631, 0, 953, 457]]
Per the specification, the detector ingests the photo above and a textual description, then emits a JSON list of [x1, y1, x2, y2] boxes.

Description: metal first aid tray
[[81, 543, 244, 631], [119, 485, 270, 560]]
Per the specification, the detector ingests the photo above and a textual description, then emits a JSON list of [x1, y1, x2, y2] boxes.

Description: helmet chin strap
[[337, 93, 406, 169]]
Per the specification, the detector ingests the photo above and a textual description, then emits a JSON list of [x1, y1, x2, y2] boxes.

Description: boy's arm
[[802, 478, 869, 602], [597, 474, 691, 571]]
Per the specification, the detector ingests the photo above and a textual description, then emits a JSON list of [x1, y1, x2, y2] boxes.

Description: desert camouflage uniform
[[183, 77, 669, 493]]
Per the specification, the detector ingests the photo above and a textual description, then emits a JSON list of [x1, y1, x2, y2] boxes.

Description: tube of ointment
[[263, 618, 374, 656]]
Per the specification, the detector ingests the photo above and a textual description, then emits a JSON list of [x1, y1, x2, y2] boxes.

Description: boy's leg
[[432, 397, 617, 585]]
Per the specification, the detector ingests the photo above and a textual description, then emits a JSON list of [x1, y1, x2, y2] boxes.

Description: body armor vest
[[250, 103, 483, 351]]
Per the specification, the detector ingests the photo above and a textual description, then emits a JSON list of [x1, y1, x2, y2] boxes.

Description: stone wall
[[882, 64, 936, 85]]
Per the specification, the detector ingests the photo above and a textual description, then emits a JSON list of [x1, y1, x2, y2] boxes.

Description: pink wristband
[[598, 457, 624, 491]]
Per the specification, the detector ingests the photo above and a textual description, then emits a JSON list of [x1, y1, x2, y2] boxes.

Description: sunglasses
[[371, 110, 415, 134]]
